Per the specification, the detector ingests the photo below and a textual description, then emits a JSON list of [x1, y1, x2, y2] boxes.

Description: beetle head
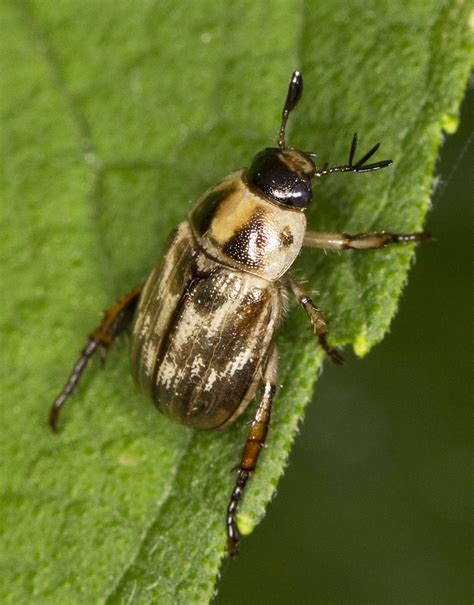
[[245, 147, 315, 209], [245, 71, 316, 210]]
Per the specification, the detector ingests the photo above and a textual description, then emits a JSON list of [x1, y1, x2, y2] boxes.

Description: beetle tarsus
[[287, 278, 344, 364], [319, 334, 345, 365], [48, 286, 142, 430], [226, 347, 278, 556], [49, 338, 99, 431], [226, 468, 250, 556], [99, 345, 108, 368]]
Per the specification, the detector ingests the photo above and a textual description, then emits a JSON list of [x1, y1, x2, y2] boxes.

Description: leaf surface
[[0, 1, 471, 603]]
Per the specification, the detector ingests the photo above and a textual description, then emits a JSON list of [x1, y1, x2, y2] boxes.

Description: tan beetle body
[[130, 168, 308, 429], [49, 72, 429, 555]]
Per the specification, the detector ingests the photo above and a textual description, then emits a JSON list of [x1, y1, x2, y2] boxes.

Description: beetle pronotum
[[49, 71, 429, 555]]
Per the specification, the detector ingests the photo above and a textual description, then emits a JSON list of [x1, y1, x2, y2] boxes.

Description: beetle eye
[[246, 148, 314, 209], [287, 179, 312, 208]]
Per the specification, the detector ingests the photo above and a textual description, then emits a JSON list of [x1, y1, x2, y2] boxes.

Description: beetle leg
[[287, 277, 344, 365], [48, 285, 142, 431], [227, 345, 278, 556], [303, 230, 431, 250]]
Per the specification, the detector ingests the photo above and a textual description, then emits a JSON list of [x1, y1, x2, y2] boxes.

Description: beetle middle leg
[[287, 277, 344, 365], [227, 345, 278, 556], [49, 285, 142, 431]]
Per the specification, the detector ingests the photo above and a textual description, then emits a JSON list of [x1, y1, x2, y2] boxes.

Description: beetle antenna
[[278, 71, 303, 149]]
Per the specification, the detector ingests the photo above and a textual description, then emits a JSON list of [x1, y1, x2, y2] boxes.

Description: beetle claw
[[99, 345, 108, 368], [328, 348, 345, 365], [227, 535, 240, 557]]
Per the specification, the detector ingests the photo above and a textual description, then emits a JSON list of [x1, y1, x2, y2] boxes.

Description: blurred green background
[[217, 88, 473, 604]]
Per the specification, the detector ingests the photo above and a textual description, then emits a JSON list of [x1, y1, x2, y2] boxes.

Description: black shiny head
[[246, 147, 316, 209], [245, 71, 316, 209]]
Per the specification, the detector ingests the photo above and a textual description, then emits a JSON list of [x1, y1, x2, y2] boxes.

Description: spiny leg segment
[[287, 277, 344, 365], [227, 345, 278, 556], [303, 230, 431, 250], [49, 285, 142, 431]]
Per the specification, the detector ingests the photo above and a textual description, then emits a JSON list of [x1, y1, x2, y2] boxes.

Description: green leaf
[[0, 1, 471, 603]]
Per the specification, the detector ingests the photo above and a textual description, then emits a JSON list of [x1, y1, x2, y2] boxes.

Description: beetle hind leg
[[227, 345, 278, 556], [49, 285, 142, 431]]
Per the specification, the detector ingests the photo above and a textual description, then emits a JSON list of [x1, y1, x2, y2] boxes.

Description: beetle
[[49, 71, 429, 555]]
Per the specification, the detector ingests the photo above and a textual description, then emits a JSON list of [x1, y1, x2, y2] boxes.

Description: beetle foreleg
[[287, 278, 344, 365], [226, 345, 278, 556], [303, 230, 430, 250], [49, 285, 142, 431]]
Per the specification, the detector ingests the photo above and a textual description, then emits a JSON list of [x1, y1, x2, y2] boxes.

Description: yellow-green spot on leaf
[[353, 328, 370, 357], [441, 113, 459, 134], [236, 513, 255, 537]]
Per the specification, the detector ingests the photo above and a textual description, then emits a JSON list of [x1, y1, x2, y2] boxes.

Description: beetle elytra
[[49, 71, 429, 555]]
